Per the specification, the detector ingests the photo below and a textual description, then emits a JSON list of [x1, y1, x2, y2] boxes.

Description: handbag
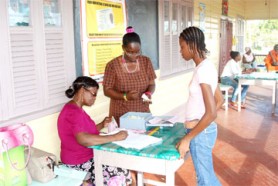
[[25, 147, 57, 183], [0, 123, 34, 186]]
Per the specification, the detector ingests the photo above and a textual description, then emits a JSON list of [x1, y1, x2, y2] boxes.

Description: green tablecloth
[[91, 123, 186, 160]]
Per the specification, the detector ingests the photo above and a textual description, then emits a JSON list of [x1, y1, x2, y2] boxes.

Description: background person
[[103, 26, 156, 125], [264, 44, 278, 71], [221, 51, 250, 108], [57, 76, 133, 186], [176, 26, 224, 186], [242, 47, 257, 70]]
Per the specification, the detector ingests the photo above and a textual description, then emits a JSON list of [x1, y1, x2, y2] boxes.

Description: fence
[[254, 54, 267, 66]]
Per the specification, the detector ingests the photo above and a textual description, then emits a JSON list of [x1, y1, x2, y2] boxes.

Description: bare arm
[[103, 86, 127, 100], [176, 83, 217, 158], [96, 117, 111, 131], [214, 84, 224, 111], [75, 130, 128, 147], [242, 55, 248, 64]]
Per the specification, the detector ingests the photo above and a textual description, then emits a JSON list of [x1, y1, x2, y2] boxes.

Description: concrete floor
[[145, 85, 278, 186]]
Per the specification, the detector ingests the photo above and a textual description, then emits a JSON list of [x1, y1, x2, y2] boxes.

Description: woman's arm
[[75, 130, 128, 147], [176, 83, 217, 158], [96, 117, 111, 131], [214, 84, 224, 111], [103, 86, 140, 101], [242, 55, 248, 64], [103, 86, 126, 100], [145, 80, 155, 94]]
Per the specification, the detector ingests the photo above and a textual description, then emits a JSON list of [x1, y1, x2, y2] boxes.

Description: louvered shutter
[[8, 32, 41, 118], [45, 32, 68, 106], [159, 0, 194, 78]]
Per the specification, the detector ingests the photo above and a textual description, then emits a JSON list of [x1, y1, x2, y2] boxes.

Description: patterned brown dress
[[103, 55, 156, 125]]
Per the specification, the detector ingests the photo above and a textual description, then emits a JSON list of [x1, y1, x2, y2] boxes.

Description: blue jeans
[[187, 122, 221, 186], [221, 76, 249, 102]]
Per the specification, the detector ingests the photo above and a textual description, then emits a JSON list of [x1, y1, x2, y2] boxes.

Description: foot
[[241, 103, 246, 109], [229, 101, 238, 107]]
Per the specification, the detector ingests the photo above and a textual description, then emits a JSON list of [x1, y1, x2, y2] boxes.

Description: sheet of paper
[[112, 131, 162, 150]]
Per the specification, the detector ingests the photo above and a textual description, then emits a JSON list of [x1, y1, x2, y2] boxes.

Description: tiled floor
[[145, 85, 278, 186]]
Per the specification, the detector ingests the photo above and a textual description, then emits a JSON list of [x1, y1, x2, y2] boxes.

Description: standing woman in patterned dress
[[103, 26, 156, 125]]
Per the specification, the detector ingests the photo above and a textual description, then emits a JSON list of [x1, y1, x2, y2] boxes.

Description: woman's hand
[[176, 136, 190, 159], [126, 90, 140, 100], [113, 131, 128, 141], [101, 117, 112, 128]]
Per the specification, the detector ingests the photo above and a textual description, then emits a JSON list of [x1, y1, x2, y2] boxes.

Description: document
[[112, 131, 162, 150], [146, 115, 179, 127]]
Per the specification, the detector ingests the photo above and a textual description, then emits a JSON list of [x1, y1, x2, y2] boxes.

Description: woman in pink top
[[176, 27, 224, 186], [58, 76, 133, 186]]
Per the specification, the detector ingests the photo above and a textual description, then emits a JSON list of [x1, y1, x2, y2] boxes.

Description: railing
[[254, 54, 267, 66]]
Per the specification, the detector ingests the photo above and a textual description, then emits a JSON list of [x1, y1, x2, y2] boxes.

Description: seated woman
[[57, 76, 133, 186], [264, 44, 278, 71], [242, 47, 257, 70], [220, 51, 251, 108]]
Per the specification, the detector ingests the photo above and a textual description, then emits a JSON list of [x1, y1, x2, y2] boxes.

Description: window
[[159, 0, 194, 78], [0, 0, 76, 125], [43, 0, 61, 27], [9, 0, 31, 27], [235, 17, 245, 53]]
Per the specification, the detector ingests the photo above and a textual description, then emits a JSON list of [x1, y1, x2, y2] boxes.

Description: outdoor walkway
[[145, 84, 278, 186]]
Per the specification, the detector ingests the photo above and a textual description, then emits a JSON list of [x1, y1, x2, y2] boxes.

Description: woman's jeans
[[187, 122, 221, 186], [221, 76, 249, 103]]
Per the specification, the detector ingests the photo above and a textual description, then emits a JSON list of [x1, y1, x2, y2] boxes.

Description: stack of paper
[[112, 131, 162, 150], [146, 116, 179, 127]]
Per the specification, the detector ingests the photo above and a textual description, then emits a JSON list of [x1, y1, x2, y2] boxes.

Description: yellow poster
[[86, 0, 125, 38], [87, 41, 122, 75]]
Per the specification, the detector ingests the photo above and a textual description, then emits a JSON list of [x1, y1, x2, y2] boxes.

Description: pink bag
[[0, 123, 34, 169], [0, 123, 34, 185]]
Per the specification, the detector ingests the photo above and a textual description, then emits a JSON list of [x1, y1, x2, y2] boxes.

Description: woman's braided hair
[[179, 26, 208, 59]]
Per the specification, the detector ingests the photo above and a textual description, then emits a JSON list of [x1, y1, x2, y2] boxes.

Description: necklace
[[122, 56, 139, 73]]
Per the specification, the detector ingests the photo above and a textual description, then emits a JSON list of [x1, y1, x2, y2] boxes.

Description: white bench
[[219, 83, 233, 110]]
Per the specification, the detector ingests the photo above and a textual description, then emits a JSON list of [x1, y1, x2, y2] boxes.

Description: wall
[[193, 0, 246, 71], [244, 0, 278, 20]]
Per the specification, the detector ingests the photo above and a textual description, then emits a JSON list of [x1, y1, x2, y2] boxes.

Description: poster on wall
[[81, 0, 126, 81], [199, 3, 206, 32], [87, 41, 122, 76], [86, 0, 125, 38]]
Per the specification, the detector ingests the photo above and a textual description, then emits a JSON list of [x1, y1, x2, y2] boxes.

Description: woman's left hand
[[102, 117, 112, 128], [176, 136, 190, 159]]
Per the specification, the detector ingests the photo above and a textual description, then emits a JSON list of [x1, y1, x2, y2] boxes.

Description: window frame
[[0, 0, 76, 126], [158, 0, 195, 78]]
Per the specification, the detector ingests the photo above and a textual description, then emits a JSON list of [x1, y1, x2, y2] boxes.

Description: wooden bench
[[219, 83, 233, 110]]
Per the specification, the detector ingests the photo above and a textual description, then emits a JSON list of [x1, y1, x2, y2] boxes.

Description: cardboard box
[[120, 112, 152, 130]]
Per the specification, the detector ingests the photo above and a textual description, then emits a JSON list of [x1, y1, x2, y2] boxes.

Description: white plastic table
[[236, 72, 278, 113], [90, 124, 189, 186]]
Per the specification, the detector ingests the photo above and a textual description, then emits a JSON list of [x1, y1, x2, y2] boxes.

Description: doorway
[[219, 19, 233, 77]]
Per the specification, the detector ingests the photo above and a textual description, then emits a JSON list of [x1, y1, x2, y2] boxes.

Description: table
[[236, 72, 278, 113], [90, 123, 188, 186]]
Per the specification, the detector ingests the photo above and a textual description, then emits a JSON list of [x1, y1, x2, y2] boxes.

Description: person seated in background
[[242, 47, 257, 70], [220, 51, 251, 109], [57, 76, 134, 186], [264, 44, 278, 71]]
